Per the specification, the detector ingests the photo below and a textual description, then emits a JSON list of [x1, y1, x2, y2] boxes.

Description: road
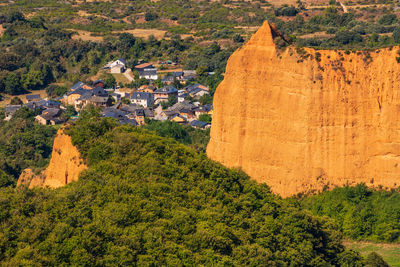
[[123, 68, 134, 82]]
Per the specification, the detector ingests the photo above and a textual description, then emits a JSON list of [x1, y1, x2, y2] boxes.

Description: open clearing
[[299, 31, 334, 38], [344, 240, 400, 266], [112, 73, 131, 84], [70, 29, 104, 42], [0, 90, 47, 108], [70, 28, 173, 41], [117, 29, 167, 40]]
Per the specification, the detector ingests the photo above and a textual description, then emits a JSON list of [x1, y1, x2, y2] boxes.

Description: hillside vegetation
[[0, 111, 367, 265], [300, 185, 400, 243], [0, 107, 56, 182]]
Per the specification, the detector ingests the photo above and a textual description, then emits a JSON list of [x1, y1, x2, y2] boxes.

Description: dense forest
[[0, 109, 372, 265], [0, 107, 56, 184], [300, 185, 400, 243]]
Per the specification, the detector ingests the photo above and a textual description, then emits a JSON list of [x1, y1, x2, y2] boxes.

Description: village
[[3, 58, 213, 130]]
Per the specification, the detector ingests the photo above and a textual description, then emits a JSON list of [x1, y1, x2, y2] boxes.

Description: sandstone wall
[[18, 128, 87, 188], [207, 21, 400, 197]]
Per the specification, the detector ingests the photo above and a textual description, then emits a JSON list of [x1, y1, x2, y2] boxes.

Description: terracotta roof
[[135, 63, 153, 69]]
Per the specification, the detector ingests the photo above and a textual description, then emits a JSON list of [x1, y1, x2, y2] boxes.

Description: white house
[[135, 63, 158, 80], [138, 68, 158, 80], [105, 58, 127, 73], [111, 64, 125, 74], [110, 58, 126, 68], [130, 92, 154, 108]]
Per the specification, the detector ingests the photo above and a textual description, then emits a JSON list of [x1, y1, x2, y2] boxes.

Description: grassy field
[[69, 29, 104, 42], [344, 240, 400, 266], [111, 73, 131, 84], [117, 29, 167, 40]]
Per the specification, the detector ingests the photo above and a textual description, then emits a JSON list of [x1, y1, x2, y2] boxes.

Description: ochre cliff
[[207, 21, 400, 197], [18, 128, 87, 188]]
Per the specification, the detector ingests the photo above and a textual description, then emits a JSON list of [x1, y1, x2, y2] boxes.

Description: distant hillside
[[0, 110, 365, 265]]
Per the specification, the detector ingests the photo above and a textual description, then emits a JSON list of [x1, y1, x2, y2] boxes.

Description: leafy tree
[[198, 114, 212, 123], [22, 70, 44, 90], [300, 184, 400, 242], [6, 11, 25, 23], [161, 95, 177, 109], [199, 94, 213, 105], [0, 169, 13, 187], [145, 12, 158, 21], [4, 72, 23, 95], [233, 34, 244, 43], [80, 65, 90, 74], [275, 5, 298, 17], [364, 252, 389, 267], [196, 66, 208, 77], [0, 107, 56, 179], [118, 33, 136, 51], [101, 73, 116, 88], [45, 85, 67, 98], [334, 30, 362, 45], [62, 105, 77, 120], [10, 96, 23, 105], [393, 27, 400, 43], [378, 14, 397, 25]]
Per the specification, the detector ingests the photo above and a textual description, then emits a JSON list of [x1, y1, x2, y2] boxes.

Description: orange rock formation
[[207, 21, 400, 197], [18, 128, 87, 188]]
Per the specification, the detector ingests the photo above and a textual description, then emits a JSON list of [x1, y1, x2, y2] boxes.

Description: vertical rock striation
[[207, 21, 400, 197], [18, 128, 87, 188]]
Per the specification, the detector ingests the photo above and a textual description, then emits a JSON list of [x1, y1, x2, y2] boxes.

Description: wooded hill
[[0, 109, 366, 265]]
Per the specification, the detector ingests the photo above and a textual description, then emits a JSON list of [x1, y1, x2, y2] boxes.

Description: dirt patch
[[69, 29, 104, 42], [75, 0, 112, 3], [235, 26, 260, 32], [77, 10, 95, 17], [267, 0, 298, 6], [160, 18, 179, 26], [299, 31, 334, 38], [135, 16, 146, 24], [117, 29, 167, 40], [0, 25, 4, 37], [77, 10, 123, 23]]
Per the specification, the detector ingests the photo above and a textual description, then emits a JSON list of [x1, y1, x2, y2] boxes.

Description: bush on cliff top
[[0, 113, 365, 265]]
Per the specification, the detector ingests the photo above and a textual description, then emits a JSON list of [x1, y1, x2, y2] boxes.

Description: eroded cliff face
[[207, 21, 400, 197], [18, 128, 87, 188]]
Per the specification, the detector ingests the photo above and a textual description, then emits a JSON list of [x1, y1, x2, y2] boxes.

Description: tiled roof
[[154, 86, 178, 94], [135, 63, 153, 69], [26, 94, 41, 101], [71, 81, 85, 90]]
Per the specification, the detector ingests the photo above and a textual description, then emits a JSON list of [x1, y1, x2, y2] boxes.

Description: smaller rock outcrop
[[18, 128, 87, 188]]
